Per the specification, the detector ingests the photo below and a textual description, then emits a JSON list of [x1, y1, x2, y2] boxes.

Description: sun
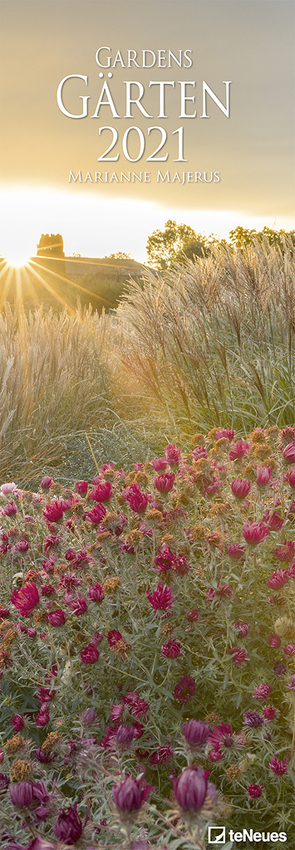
[[3, 251, 32, 268]]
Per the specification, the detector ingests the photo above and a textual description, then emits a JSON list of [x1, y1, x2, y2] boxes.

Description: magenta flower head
[[47, 609, 66, 627], [181, 719, 211, 747], [231, 479, 252, 499], [230, 647, 250, 663], [124, 483, 148, 513], [80, 643, 99, 664], [112, 776, 151, 821], [173, 675, 196, 703], [42, 500, 65, 523], [252, 684, 272, 701], [247, 784, 263, 798], [150, 457, 167, 470], [147, 583, 175, 612], [154, 473, 175, 493], [227, 543, 246, 560], [161, 639, 181, 658], [242, 521, 269, 546], [10, 781, 33, 807], [86, 503, 107, 524], [268, 634, 281, 648], [283, 443, 295, 463], [288, 468, 295, 488], [75, 480, 88, 494], [233, 621, 249, 637], [10, 714, 24, 732], [35, 705, 50, 728], [215, 428, 235, 440], [41, 476, 53, 490], [10, 582, 39, 617], [256, 466, 272, 486], [269, 756, 289, 775], [89, 481, 112, 502], [242, 711, 264, 727], [263, 706, 280, 720], [267, 569, 289, 589], [164, 443, 181, 464], [81, 708, 96, 727], [87, 582, 104, 602], [173, 766, 210, 818], [53, 802, 83, 844], [229, 440, 250, 460], [116, 725, 136, 747]]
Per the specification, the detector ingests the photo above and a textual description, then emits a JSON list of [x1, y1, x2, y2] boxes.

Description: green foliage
[[146, 219, 213, 269], [229, 226, 295, 253]]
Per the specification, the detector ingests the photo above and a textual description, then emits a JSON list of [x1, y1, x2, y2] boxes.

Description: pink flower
[[150, 457, 167, 470], [269, 756, 289, 775], [107, 629, 123, 646], [10, 582, 39, 617], [268, 634, 281, 647], [231, 479, 252, 499], [80, 644, 99, 664], [209, 748, 223, 762], [283, 644, 295, 656], [289, 675, 295, 689], [247, 784, 263, 798], [215, 428, 235, 440], [87, 583, 104, 602], [75, 480, 88, 494], [3, 500, 17, 515], [252, 684, 272, 701], [149, 744, 173, 765], [42, 499, 66, 523], [47, 609, 66, 626], [262, 509, 284, 530], [53, 803, 83, 843], [256, 466, 272, 486], [227, 543, 246, 559], [208, 723, 244, 753], [273, 539, 295, 562], [0, 482, 17, 495], [164, 443, 181, 464], [14, 539, 29, 553], [147, 583, 175, 612], [10, 714, 24, 732], [173, 766, 210, 813], [229, 440, 250, 460], [230, 647, 250, 663], [124, 483, 148, 513], [185, 608, 199, 621], [69, 596, 87, 616], [283, 443, 295, 463], [233, 621, 249, 637], [89, 481, 112, 502], [263, 706, 280, 720], [287, 468, 295, 488], [267, 569, 290, 589], [35, 705, 50, 728], [86, 502, 107, 524], [112, 776, 151, 817], [192, 445, 208, 460], [161, 639, 181, 658], [154, 473, 175, 493], [173, 675, 195, 703], [242, 521, 269, 545], [41, 476, 53, 489]]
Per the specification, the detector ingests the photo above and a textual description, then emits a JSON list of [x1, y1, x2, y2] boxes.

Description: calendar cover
[[0, 2, 295, 849]]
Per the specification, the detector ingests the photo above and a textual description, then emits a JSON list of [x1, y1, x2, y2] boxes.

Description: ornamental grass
[[0, 427, 295, 847]]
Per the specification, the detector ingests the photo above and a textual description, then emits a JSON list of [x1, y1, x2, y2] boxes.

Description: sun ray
[[27, 263, 76, 314], [29, 259, 116, 308], [21, 265, 41, 305], [0, 264, 14, 309]]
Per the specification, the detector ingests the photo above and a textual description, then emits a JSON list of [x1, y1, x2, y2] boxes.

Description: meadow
[[0, 238, 295, 849]]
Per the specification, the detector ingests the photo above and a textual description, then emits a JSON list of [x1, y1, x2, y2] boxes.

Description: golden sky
[[0, 0, 294, 261]]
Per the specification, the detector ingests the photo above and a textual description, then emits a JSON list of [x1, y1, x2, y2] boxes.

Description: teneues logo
[[207, 826, 287, 844]]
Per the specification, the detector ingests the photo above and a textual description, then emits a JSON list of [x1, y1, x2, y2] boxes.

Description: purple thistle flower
[[181, 719, 211, 747], [53, 802, 83, 844], [112, 776, 151, 820], [242, 710, 264, 727], [173, 766, 211, 815]]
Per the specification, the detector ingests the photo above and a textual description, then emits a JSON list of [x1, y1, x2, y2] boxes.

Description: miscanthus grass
[[110, 237, 295, 437], [0, 426, 295, 847]]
